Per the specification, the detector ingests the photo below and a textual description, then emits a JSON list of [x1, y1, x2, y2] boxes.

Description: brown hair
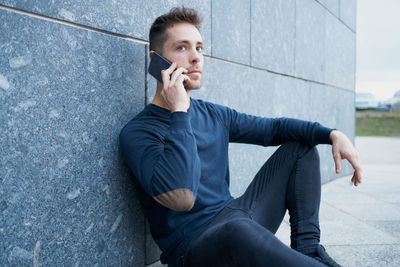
[[149, 7, 202, 53]]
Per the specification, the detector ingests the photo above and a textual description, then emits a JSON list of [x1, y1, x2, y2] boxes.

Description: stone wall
[[0, 0, 356, 266]]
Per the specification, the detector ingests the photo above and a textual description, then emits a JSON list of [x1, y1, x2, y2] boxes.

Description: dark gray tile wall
[[0, 0, 357, 265], [211, 0, 251, 65], [0, 0, 212, 55], [295, 0, 326, 83], [325, 12, 356, 89], [251, 0, 296, 75], [0, 8, 146, 267]]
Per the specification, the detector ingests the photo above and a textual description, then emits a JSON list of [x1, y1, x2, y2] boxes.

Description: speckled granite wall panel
[[145, 219, 162, 265], [197, 57, 275, 116], [325, 12, 356, 90], [316, 0, 340, 16], [295, 0, 326, 83], [0, 0, 212, 55], [339, 0, 357, 32], [270, 76, 311, 120], [251, 0, 296, 75], [0, 9, 146, 266], [309, 84, 356, 138], [211, 0, 251, 65]]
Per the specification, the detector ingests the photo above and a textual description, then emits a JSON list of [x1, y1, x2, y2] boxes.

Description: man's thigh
[[181, 215, 324, 267], [182, 217, 272, 266]]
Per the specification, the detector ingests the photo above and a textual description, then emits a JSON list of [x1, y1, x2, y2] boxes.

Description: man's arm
[[330, 130, 363, 186], [119, 112, 201, 212], [212, 104, 333, 146], [212, 104, 362, 185]]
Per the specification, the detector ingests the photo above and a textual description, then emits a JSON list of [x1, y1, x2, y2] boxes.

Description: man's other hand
[[330, 130, 363, 186]]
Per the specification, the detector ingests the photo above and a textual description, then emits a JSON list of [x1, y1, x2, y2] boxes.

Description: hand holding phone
[[148, 52, 187, 88], [148, 52, 189, 112]]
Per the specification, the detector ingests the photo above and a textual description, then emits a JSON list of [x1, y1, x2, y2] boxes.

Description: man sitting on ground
[[119, 7, 362, 267]]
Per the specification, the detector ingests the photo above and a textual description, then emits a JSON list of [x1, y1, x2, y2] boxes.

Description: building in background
[[0, 0, 356, 265]]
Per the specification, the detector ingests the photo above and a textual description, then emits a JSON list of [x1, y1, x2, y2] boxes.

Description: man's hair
[[149, 7, 202, 53]]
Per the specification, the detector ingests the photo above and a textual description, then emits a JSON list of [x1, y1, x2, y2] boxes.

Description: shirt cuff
[[313, 126, 335, 145], [170, 111, 192, 131]]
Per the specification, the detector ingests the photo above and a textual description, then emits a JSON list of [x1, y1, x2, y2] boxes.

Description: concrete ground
[[149, 137, 400, 267]]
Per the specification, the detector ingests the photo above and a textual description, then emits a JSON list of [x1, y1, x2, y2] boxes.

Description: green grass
[[356, 110, 400, 136]]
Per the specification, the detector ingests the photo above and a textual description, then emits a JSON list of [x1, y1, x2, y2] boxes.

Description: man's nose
[[189, 48, 201, 63]]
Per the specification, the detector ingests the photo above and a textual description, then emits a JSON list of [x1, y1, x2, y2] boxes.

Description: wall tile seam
[[0, 4, 216, 56], [338, 17, 356, 34], [0, 4, 149, 44], [313, 0, 356, 33], [294, 0, 297, 81], [249, 0, 252, 66], [206, 55, 356, 93], [0, 2, 356, 51], [1, 4, 355, 93], [210, 0, 213, 57]]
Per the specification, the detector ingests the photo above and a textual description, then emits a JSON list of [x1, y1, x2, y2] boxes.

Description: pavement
[[149, 137, 400, 267]]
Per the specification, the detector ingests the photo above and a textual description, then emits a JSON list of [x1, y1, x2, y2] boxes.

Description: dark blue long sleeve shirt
[[119, 98, 333, 265]]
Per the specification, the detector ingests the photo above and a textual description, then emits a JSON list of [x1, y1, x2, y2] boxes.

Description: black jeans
[[179, 142, 326, 267]]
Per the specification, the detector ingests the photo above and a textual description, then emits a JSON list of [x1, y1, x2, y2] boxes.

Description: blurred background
[[355, 0, 400, 136]]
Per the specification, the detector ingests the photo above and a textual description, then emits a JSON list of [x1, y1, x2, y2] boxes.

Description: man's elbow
[[175, 195, 195, 211], [154, 188, 195, 211]]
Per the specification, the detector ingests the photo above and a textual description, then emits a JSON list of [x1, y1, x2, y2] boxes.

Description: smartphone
[[148, 52, 186, 87]]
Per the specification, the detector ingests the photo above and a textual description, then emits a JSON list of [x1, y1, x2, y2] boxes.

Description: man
[[119, 7, 362, 267]]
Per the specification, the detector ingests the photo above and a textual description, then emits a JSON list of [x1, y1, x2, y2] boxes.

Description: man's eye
[[177, 46, 185, 51], [197, 47, 203, 52]]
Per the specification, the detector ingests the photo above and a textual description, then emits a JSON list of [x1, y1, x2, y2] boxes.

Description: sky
[[356, 0, 400, 101]]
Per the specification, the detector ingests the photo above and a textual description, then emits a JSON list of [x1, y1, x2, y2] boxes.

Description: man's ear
[[149, 50, 155, 60]]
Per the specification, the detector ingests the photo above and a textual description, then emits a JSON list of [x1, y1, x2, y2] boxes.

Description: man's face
[[160, 22, 204, 90]]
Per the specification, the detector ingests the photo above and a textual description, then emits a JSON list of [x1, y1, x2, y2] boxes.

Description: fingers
[[159, 63, 190, 112], [161, 62, 176, 87], [170, 67, 188, 86], [351, 169, 362, 186], [347, 153, 362, 186], [161, 63, 188, 89], [332, 147, 342, 174], [351, 174, 358, 187], [342, 150, 362, 186], [337, 152, 363, 186]]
